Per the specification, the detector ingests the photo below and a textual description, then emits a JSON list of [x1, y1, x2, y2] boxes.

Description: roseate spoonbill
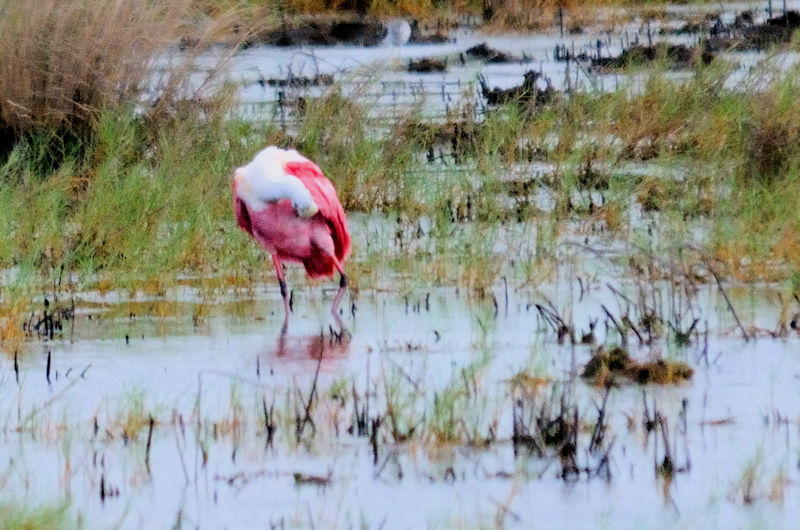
[[233, 146, 351, 331]]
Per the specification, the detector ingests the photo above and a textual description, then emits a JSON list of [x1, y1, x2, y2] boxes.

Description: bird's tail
[[303, 253, 336, 279]]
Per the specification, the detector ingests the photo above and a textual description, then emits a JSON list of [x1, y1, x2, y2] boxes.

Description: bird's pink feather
[[233, 150, 351, 280], [283, 160, 352, 264]]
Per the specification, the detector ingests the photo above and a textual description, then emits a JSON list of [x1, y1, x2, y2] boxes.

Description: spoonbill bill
[[233, 146, 351, 331]]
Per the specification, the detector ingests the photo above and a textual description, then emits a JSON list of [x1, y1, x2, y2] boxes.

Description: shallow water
[[164, 0, 800, 125], [2, 267, 800, 528], [10, 3, 800, 527], [146, 0, 800, 129]]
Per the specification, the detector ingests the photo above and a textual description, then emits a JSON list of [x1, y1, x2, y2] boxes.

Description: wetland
[[3, 0, 800, 528]]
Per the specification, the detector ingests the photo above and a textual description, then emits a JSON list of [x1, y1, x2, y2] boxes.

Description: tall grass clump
[[0, 1, 244, 294], [0, 105, 266, 288], [0, 0, 196, 160], [739, 73, 800, 184], [707, 66, 800, 278]]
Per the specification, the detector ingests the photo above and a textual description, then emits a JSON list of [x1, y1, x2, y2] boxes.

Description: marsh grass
[[0, 501, 77, 530], [5, 25, 800, 335], [731, 449, 765, 505], [428, 351, 495, 444], [112, 388, 160, 441], [0, 1, 203, 151]]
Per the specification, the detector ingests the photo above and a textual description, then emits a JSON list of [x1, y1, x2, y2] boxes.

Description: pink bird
[[233, 146, 351, 331]]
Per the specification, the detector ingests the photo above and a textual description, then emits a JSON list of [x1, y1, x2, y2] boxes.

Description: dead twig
[[708, 266, 751, 342]]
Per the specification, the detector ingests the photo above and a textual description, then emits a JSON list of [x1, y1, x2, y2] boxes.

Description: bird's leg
[[328, 256, 349, 332], [271, 255, 291, 333], [332, 273, 349, 325], [276, 330, 288, 356]]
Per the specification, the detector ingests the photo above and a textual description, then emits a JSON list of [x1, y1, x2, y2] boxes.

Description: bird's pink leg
[[271, 255, 291, 332], [327, 255, 349, 331]]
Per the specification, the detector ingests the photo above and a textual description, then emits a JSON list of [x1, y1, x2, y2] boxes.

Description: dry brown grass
[[741, 81, 800, 183], [0, 0, 194, 143], [192, 0, 728, 29], [482, 0, 577, 31]]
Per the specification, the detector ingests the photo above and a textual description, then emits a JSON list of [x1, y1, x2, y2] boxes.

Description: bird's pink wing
[[284, 160, 351, 262]]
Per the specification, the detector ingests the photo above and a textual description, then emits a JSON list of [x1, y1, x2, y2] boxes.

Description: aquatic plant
[[0, 501, 78, 530]]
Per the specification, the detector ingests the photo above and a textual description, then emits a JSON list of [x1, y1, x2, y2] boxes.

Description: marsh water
[[7, 1, 800, 528], [5, 269, 800, 528], [184, 0, 800, 122]]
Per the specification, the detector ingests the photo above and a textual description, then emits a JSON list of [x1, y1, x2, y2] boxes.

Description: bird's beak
[[299, 202, 319, 218]]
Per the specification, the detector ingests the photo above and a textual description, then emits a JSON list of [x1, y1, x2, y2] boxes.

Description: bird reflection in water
[[273, 331, 350, 360]]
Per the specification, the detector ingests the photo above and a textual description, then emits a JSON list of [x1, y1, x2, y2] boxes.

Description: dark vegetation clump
[[629, 359, 694, 385], [706, 10, 800, 51], [23, 297, 70, 341], [408, 58, 448, 73], [659, 8, 800, 51], [466, 42, 530, 63], [591, 42, 714, 71], [261, 74, 334, 88], [242, 15, 451, 47], [409, 20, 451, 43], [581, 346, 631, 378], [247, 19, 386, 47], [511, 384, 613, 481], [480, 71, 555, 107], [408, 118, 481, 164], [581, 346, 693, 386]]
